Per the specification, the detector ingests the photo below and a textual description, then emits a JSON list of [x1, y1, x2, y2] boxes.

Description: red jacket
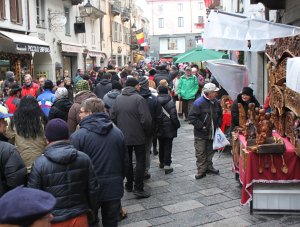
[[6, 96, 20, 113], [21, 82, 39, 97]]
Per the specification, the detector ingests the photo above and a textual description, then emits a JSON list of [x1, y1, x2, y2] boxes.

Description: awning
[[205, 59, 249, 99], [0, 31, 50, 53], [203, 11, 300, 51], [88, 50, 106, 59]]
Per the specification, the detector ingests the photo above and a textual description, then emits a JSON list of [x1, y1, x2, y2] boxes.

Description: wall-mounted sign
[[51, 15, 67, 27], [16, 43, 50, 53]]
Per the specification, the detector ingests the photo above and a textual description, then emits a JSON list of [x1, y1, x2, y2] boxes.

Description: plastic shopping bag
[[213, 127, 230, 150]]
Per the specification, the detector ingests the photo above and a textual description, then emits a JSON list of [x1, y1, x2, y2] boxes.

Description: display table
[[236, 133, 300, 207]]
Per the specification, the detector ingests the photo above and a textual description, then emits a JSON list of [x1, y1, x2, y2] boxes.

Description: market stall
[[231, 34, 300, 213]]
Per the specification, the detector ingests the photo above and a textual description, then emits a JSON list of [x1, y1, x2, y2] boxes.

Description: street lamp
[[84, 0, 93, 16], [83, 48, 89, 72]]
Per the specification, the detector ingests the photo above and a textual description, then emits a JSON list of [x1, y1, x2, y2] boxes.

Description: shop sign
[[16, 43, 50, 53], [61, 43, 83, 53]]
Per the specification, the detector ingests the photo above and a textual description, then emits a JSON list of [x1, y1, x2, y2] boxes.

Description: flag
[[135, 28, 144, 44]]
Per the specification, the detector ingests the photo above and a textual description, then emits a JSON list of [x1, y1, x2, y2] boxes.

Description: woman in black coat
[[49, 87, 73, 122], [157, 85, 180, 174], [230, 87, 260, 133]]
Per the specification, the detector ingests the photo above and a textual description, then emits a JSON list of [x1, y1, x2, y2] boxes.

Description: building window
[[178, 17, 184, 27], [36, 0, 45, 27], [178, 3, 183, 11], [113, 22, 122, 42], [158, 18, 164, 28], [64, 7, 70, 35], [10, 0, 23, 24], [198, 16, 204, 23], [198, 1, 204, 10], [0, 0, 6, 19], [91, 19, 95, 45]]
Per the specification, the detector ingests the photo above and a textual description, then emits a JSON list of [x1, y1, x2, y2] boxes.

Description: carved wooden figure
[[238, 103, 247, 135]]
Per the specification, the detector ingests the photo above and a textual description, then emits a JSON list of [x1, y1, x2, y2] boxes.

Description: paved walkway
[[119, 120, 300, 227]]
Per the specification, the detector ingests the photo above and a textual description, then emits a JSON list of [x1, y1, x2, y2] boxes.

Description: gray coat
[[111, 87, 152, 145]]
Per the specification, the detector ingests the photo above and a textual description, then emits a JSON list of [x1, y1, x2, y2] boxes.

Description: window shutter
[[0, 0, 6, 19], [10, 0, 17, 22], [17, 0, 23, 24]]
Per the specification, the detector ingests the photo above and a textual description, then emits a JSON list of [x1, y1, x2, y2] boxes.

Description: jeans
[[145, 136, 153, 173], [158, 138, 173, 166], [194, 137, 215, 174], [126, 144, 146, 191]]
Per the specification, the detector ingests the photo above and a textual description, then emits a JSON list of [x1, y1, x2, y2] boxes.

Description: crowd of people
[[0, 61, 261, 227]]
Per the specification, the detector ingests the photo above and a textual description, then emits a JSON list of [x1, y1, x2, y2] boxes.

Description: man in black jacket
[[138, 77, 163, 179], [28, 118, 99, 226], [189, 83, 223, 179], [111, 78, 152, 198], [0, 112, 27, 197], [70, 98, 127, 227]]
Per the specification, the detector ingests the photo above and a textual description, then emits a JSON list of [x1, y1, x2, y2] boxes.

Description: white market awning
[[0, 31, 50, 53], [205, 59, 249, 99], [203, 11, 300, 51]]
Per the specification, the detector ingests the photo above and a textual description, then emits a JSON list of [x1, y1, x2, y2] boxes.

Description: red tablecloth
[[238, 133, 300, 205]]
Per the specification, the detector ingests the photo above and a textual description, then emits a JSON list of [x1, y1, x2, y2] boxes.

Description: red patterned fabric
[[238, 133, 300, 205]]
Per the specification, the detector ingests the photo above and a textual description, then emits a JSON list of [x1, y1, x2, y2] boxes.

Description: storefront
[[0, 31, 50, 83], [60, 42, 81, 80]]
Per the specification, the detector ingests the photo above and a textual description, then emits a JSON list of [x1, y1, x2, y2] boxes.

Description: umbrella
[[173, 48, 196, 62], [174, 47, 228, 63]]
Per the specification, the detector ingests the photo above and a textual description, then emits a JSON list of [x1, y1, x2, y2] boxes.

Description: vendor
[[230, 87, 260, 133]]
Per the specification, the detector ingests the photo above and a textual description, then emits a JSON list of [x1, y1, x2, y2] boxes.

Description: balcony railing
[[121, 7, 130, 22], [111, 0, 121, 16], [71, 0, 84, 5]]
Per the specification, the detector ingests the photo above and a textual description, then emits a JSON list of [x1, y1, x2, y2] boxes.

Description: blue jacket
[[70, 112, 128, 202], [37, 89, 55, 117], [188, 95, 222, 139]]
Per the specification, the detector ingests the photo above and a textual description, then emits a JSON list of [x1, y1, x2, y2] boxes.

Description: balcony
[[79, 0, 106, 19], [111, 0, 122, 16], [121, 7, 130, 22], [71, 0, 84, 5]]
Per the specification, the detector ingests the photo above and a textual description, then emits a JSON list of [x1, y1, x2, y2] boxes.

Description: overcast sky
[[135, 0, 150, 18]]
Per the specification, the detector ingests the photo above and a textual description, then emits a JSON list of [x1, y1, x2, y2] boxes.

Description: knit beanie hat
[[157, 85, 169, 94], [44, 80, 53, 90], [241, 87, 254, 97], [75, 80, 89, 92], [112, 81, 122, 90], [139, 76, 149, 89], [55, 87, 68, 100], [125, 78, 139, 87], [148, 69, 156, 76], [45, 118, 69, 142]]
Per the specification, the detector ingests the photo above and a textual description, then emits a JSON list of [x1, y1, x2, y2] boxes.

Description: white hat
[[203, 83, 220, 92]]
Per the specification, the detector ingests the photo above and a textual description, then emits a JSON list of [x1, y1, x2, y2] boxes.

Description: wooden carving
[[273, 58, 287, 86], [269, 67, 276, 87], [284, 87, 300, 118], [270, 85, 285, 116], [293, 119, 300, 157], [285, 111, 297, 146], [238, 103, 246, 135], [246, 103, 257, 140], [272, 108, 285, 137]]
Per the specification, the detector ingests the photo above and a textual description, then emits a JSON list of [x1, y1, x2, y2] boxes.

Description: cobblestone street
[[119, 120, 300, 227]]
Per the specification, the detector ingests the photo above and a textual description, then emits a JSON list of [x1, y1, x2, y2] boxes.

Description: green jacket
[[177, 75, 199, 100]]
